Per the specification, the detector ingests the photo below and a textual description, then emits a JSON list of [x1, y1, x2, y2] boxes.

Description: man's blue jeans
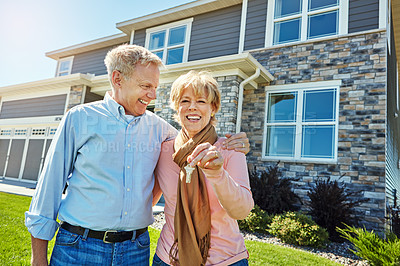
[[50, 227, 150, 265]]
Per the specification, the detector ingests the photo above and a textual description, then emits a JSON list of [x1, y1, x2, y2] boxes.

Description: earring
[[211, 113, 214, 117]]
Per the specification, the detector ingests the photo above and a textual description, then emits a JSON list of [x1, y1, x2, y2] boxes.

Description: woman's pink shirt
[[154, 138, 254, 266]]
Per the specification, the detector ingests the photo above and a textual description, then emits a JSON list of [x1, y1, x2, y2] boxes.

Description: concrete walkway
[[0, 178, 165, 213]]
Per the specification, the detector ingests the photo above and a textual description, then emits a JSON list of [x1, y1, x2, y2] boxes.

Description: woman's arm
[[152, 173, 163, 207], [188, 143, 254, 220], [202, 152, 254, 220]]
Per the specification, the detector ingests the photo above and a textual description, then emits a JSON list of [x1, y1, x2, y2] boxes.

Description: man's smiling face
[[113, 62, 159, 116]]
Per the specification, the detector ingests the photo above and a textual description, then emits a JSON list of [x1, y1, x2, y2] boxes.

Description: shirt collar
[[104, 91, 145, 123]]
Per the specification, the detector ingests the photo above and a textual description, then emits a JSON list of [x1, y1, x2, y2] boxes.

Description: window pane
[[265, 126, 295, 157], [59, 61, 70, 72], [308, 10, 338, 39], [309, 0, 338, 11], [273, 18, 301, 44], [302, 125, 335, 159], [168, 26, 186, 46], [303, 89, 336, 122], [267, 92, 297, 122], [166, 47, 184, 65], [149, 31, 166, 50], [58, 72, 69, 76], [154, 51, 164, 60], [275, 0, 301, 18]]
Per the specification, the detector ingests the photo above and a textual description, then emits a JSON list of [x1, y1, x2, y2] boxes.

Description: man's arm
[[31, 235, 49, 266]]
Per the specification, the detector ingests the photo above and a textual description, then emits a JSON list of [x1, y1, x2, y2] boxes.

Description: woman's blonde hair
[[170, 70, 221, 125]]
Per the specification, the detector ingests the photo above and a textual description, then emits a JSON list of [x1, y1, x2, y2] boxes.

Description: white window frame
[[56, 56, 74, 77], [145, 18, 193, 65], [265, 0, 348, 47], [262, 81, 341, 164]]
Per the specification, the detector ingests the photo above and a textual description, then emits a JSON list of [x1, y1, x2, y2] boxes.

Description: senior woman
[[152, 70, 254, 266]]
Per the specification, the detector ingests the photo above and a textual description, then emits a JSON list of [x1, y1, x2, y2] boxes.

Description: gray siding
[[133, 29, 146, 47], [348, 0, 379, 33], [244, 0, 267, 51], [188, 4, 242, 61], [386, 19, 400, 206], [71, 43, 126, 76], [0, 94, 67, 119]]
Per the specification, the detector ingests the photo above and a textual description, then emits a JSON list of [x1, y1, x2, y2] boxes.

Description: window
[[145, 18, 192, 65], [263, 81, 340, 162], [56, 57, 73, 77], [266, 0, 347, 46]]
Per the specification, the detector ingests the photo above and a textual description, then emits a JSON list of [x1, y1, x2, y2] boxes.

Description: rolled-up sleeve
[[25, 110, 77, 240], [203, 151, 254, 220]]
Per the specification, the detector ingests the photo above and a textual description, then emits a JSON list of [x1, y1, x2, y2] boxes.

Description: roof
[[46, 33, 130, 60]]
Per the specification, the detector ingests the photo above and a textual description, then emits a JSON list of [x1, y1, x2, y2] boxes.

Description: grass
[[0, 192, 341, 265]]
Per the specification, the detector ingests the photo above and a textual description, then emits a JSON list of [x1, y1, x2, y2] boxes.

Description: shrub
[[249, 163, 301, 215], [268, 212, 329, 248], [338, 224, 400, 265], [387, 205, 400, 238], [307, 176, 368, 242], [238, 205, 272, 234]]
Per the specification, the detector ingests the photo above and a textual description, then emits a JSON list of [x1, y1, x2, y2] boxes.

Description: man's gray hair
[[104, 44, 163, 83]]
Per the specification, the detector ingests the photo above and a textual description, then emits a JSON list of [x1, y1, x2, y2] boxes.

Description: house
[[0, 0, 398, 233]]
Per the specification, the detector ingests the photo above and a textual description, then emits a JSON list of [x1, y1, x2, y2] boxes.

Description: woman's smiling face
[[178, 86, 214, 138]]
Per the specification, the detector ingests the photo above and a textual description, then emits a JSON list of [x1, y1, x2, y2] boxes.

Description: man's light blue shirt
[[25, 93, 177, 240]]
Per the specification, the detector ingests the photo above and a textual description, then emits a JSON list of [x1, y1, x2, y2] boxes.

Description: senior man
[[25, 44, 249, 265]]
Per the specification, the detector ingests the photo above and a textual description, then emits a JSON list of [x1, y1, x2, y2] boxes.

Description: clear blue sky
[[0, 0, 193, 87]]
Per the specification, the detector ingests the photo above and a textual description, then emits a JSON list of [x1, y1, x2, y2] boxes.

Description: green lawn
[[0, 192, 340, 265]]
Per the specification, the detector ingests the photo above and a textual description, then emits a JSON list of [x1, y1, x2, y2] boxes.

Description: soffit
[[116, 0, 242, 34], [0, 74, 94, 97], [1, 53, 273, 97], [160, 53, 273, 84]]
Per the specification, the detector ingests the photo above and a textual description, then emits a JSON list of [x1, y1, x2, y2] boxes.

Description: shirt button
[[127, 144, 131, 148], [127, 188, 130, 192], [127, 166, 130, 169], [124, 212, 128, 215]]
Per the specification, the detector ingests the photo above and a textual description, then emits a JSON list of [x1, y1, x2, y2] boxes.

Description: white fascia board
[[46, 33, 129, 60], [266, 80, 342, 91], [0, 116, 62, 126]]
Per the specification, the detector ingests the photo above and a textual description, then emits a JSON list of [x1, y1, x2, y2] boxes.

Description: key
[[184, 164, 195, 183]]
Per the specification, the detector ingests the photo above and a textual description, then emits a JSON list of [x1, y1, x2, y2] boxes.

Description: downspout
[[130, 30, 135, 44], [236, 68, 260, 133], [238, 0, 248, 54]]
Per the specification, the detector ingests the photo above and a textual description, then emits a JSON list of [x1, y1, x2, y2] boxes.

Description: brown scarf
[[169, 123, 218, 266]]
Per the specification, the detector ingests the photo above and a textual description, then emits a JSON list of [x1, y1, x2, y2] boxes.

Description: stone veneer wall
[[244, 30, 387, 231], [67, 85, 86, 110], [154, 75, 243, 137]]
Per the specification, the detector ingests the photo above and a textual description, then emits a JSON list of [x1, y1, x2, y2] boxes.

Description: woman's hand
[[187, 143, 224, 174]]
